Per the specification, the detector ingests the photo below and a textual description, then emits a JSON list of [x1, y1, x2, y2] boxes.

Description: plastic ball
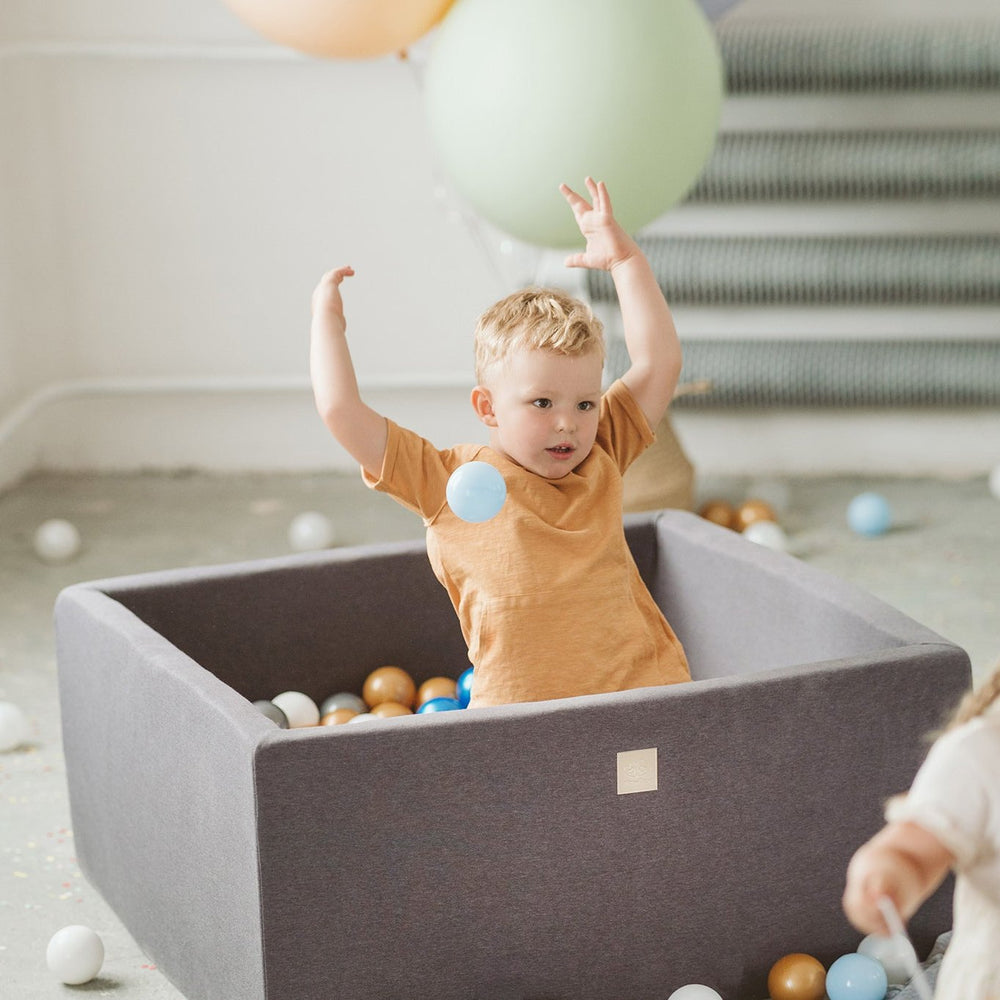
[[425, 0, 724, 248], [34, 519, 81, 563], [768, 953, 827, 1000], [826, 953, 888, 1000], [320, 708, 358, 726], [252, 700, 289, 728], [288, 511, 334, 552], [46, 925, 104, 985], [456, 667, 474, 708], [446, 462, 507, 523], [270, 691, 320, 728], [742, 520, 789, 553], [417, 696, 462, 714], [347, 712, 375, 723], [320, 691, 367, 717], [735, 498, 777, 532], [857, 933, 918, 986], [0, 701, 30, 752], [363, 666, 417, 709], [666, 986, 723, 1000], [417, 676, 459, 707], [370, 701, 414, 719], [219, 0, 454, 59], [699, 499, 737, 529], [988, 463, 1000, 500], [847, 493, 892, 538]]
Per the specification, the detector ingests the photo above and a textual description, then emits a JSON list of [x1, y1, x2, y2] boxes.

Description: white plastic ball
[[288, 511, 334, 552], [989, 463, 1000, 500], [46, 925, 104, 985], [0, 701, 30, 752], [270, 691, 320, 728], [742, 519, 789, 553], [858, 931, 919, 985], [347, 712, 376, 723], [667, 986, 724, 1000], [33, 519, 81, 563]]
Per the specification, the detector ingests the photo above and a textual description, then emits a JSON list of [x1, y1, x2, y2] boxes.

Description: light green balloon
[[424, 0, 725, 249]]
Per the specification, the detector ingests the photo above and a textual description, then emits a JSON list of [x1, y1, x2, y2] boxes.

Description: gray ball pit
[[54, 509, 969, 1000]]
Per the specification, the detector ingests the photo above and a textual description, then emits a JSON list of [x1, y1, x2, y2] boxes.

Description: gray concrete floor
[[1, 470, 998, 999]]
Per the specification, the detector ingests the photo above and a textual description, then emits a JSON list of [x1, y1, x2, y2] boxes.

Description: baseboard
[[1, 379, 997, 493]]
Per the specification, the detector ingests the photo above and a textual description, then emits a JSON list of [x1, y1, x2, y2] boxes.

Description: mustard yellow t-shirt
[[363, 379, 690, 707]]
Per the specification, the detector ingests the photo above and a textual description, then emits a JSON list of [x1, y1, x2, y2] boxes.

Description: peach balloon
[[220, 0, 456, 60], [362, 666, 417, 709], [767, 953, 826, 1000]]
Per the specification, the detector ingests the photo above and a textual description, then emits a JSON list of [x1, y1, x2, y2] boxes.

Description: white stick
[[876, 896, 934, 1000]]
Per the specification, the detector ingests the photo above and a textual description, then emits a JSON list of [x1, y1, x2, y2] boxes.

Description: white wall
[[1, 0, 998, 490]]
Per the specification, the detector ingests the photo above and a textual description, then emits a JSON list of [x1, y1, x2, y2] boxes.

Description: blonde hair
[[474, 287, 604, 383], [945, 658, 1000, 732]]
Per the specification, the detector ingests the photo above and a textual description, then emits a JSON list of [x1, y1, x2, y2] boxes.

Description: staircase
[[597, 19, 1000, 420]]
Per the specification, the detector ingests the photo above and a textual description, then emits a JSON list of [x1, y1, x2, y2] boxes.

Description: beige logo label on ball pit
[[617, 747, 658, 795]]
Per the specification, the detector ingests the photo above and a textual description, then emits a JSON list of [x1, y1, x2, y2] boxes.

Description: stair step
[[689, 130, 1000, 202], [588, 234, 1000, 306], [719, 20, 1000, 93]]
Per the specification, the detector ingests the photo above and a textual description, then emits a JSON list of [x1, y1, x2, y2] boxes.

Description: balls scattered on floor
[[988, 462, 1000, 500], [857, 932, 918, 986], [742, 519, 789, 553], [847, 492, 892, 538], [0, 701, 30, 752], [46, 925, 104, 985], [287, 511, 335, 552], [826, 952, 888, 1000], [735, 498, 777, 532], [768, 953, 827, 1000], [34, 518, 81, 563], [270, 691, 320, 728]]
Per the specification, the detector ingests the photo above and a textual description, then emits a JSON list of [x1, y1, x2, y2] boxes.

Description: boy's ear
[[471, 385, 498, 427]]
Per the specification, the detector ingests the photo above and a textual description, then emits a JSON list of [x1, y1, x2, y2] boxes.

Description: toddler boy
[[310, 179, 690, 706]]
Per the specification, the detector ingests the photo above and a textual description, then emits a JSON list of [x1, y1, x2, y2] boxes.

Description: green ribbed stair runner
[[589, 235, 1000, 307], [689, 131, 1000, 202], [719, 21, 1000, 92]]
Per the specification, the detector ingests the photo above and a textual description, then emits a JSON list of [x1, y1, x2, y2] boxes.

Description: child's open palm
[[560, 178, 637, 272]]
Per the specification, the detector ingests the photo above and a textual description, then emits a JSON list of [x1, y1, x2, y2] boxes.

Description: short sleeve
[[362, 418, 460, 523], [596, 379, 656, 474], [885, 721, 995, 869]]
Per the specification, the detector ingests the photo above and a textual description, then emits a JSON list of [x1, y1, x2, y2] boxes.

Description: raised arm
[[561, 178, 681, 429], [310, 266, 388, 478]]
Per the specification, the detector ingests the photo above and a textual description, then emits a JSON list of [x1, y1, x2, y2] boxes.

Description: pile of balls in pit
[[252, 665, 474, 728]]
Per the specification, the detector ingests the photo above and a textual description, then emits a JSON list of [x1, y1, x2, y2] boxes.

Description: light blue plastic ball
[[847, 492, 892, 537], [456, 667, 474, 708], [446, 462, 507, 523], [826, 953, 888, 1000], [417, 696, 462, 714]]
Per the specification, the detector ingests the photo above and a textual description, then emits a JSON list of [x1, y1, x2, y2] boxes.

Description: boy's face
[[474, 346, 603, 480]]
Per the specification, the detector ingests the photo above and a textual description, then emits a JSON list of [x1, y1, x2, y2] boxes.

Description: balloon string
[[876, 897, 934, 1000]]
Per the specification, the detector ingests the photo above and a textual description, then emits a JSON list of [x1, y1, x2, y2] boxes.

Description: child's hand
[[311, 266, 355, 328], [560, 178, 638, 273]]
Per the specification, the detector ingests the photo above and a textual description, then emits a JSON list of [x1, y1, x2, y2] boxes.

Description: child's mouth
[[547, 445, 575, 458]]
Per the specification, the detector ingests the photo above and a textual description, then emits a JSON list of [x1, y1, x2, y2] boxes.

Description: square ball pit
[[55, 510, 970, 1000]]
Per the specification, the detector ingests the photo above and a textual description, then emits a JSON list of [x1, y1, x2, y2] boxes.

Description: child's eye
[[578, 401, 596, 411], [532, 398, 552, 409]]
